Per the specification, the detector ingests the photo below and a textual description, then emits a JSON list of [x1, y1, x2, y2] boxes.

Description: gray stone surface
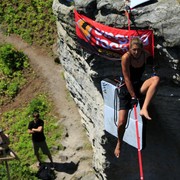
[[53, 0, 180, 179]]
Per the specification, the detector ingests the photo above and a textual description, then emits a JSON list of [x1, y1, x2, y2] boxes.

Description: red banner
[[74, 10, 154, 60]]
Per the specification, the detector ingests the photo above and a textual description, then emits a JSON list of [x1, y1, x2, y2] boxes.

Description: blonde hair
[[129, 37, 143, 49]]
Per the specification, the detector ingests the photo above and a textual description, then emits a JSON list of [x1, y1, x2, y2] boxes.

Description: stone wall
[[53, 0, 180, 179]]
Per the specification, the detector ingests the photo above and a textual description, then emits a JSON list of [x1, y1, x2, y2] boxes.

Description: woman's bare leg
[[140, 76, 160, 120], [114, 110, 128, 158]]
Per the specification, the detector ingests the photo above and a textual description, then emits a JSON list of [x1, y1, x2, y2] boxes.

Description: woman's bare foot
[[140, 109, 152, 120], [114, 143, 121, 158]]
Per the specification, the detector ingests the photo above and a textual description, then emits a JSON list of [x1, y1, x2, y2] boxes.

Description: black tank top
[[130, 51, 145, 82], [120, 51, 145, 83], [130, 63, 145, 82]]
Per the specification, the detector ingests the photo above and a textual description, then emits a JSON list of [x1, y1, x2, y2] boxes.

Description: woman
[[114, 37, 160, 158]]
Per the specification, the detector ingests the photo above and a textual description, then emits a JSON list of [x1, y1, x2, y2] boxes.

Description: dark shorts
[[33, 141, 51, 156], [119, 81, 143, 110]]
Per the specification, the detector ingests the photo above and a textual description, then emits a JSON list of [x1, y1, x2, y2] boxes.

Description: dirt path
[[0, 32, 94, 179]]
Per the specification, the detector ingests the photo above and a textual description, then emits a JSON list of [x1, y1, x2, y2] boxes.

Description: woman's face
[[130, 44, 142, 59]]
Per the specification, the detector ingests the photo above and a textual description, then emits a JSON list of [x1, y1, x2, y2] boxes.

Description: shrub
[[6, 81, 19, 97], [0, 44, 29, 76], [0, 43, 29, 100], [0, 79, 7, 95]]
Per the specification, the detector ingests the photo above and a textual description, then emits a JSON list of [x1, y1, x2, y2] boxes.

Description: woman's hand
[[131, 97, 138, 107]]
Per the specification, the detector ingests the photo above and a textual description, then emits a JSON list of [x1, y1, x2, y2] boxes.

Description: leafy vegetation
[[0, 1, 64, 179], [0, 0, 57, 53], [0, 94, 63, 179], [0, 43, 63, 179], [0, 43, 29, 104]]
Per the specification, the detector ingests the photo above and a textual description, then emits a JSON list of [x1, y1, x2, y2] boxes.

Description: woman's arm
[[121, 53, 136, 98]]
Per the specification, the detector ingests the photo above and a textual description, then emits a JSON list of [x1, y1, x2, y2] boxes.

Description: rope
[[124, 1, 141, 40], [121, 2, 145, 178], [134, 105, 144, 180], [114, 80, 144, 180]]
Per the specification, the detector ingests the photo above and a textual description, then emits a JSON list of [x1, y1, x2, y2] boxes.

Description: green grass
[[0, 94, 63, 179], [0, 0, 57, 54], [0, 1, 64, 178]]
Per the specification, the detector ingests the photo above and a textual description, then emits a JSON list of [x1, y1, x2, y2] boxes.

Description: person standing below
[[114, 37, 160, 158], [28, 112, 54, 168]]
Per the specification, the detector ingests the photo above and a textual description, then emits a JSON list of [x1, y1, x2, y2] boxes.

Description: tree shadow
[[46, 161, 79, 174], [35, 161, 79, 180]]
